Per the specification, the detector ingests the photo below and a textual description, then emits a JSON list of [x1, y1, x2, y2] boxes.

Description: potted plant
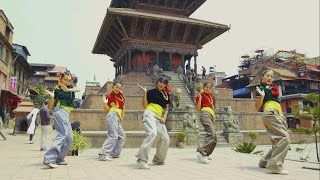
[[176, 131, 187, 149], [248, 131, 259, 144], [69, 130, 91, 156]]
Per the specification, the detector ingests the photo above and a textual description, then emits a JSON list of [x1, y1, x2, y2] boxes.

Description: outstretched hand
[[195, 91, 202, 98], [45, 90, 54, 98], [102, 95, 108, 104], [160, 118, 166, 124], [256, 86, 265, 97], [137, 83, 147, 92]]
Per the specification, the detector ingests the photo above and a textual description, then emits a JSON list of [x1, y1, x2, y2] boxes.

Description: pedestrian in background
[[40, 100, 51, 151], [201, 66, 206, 79], [26, 108, 40, 144]]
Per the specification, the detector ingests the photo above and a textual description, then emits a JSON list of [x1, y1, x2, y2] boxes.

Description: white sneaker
[[44, 163, 58, 169], [99, 154, 112, 161], [137, 159, 150, 169], [197, 152, 209, 164], [28, 141, 34, 144], [268, 169, 288, 175]]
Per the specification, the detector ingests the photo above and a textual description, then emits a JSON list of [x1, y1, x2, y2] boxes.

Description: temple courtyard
[[0, 128, 319, 180]]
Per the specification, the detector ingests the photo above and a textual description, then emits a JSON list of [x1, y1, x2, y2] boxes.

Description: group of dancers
[[42, 69, 290, 175]]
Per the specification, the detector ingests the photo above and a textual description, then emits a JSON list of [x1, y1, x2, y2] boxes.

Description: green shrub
[[248, 131, 259, 140], [289, 127, 320, 134], [71, 131, 91, 152], [176, 131, 187, 142], [233, 142, 256, 153]]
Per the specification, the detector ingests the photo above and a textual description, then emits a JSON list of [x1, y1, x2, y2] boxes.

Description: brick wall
[[243, 131, 320, 145], [70, 109, 146, 131], [216, 98, 257, 113], [71, 109, 265, 132]]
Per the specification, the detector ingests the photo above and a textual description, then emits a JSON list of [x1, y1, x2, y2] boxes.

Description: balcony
[[44, 76, 59, 81], [239, 68, 251, 76], [283, 88, 319, 95], [34, 71, 47, 76]]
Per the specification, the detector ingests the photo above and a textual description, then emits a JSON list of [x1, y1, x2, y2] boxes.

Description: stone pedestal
[[166, 110, 189, 131], [226, 132, 243, 144], [12, 99, 34, 133], [185, 128, 200, 146]]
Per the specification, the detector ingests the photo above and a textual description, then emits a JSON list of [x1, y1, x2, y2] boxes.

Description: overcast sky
[[1, 0, 319, 97]]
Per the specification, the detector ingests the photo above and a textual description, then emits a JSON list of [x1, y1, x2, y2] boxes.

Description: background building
[[29, 64, 70, 90], [12, 44, 33, 95], [0, 10, 14, 91], [0, 10, 19, 114]]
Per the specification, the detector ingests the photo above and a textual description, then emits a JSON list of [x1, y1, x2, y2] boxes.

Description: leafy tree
[[31, 85, 50, 109], [293, 93, 320, 162], [34, 84, 50, 100]]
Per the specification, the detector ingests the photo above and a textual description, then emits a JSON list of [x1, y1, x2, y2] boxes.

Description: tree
[[31, 85, 50, 109], [293, 93, 320, 162]]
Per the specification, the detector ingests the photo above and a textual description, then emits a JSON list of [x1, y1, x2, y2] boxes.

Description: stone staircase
[[163, 71, 230, 146], [163, 71, 195, 109], [74, 72, 246, 148]]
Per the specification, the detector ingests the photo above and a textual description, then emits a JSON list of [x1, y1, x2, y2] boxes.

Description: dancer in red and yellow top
[[195, 82, 217, 164], [99, 81, 126, 161]]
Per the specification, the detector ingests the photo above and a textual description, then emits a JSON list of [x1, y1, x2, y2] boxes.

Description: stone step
[[199, 132, 228, 143], [82, 131, 232, 148], [181, 100, 192, 103], [83, 131, 179, 148], [177, 98, 192, 101]]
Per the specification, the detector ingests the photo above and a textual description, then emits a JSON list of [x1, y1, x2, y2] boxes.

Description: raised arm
[[102, 95, 110, 113], [195, 91, 202, 112], [137, 84, 148, 109], [255, 86, 265, 111], [60, 84, 80, 92], [45, 90, 56, 111]]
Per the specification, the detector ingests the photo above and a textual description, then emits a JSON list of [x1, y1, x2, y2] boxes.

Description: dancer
[[43, 71, 79, 168], [136, 76, 170, 169], [195, 82, 217, 164], [99, 81, 126, 161], [256, 69, 290, 175]]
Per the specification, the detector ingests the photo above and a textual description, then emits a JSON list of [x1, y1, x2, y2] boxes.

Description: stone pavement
[[0, 128, 319, 180]]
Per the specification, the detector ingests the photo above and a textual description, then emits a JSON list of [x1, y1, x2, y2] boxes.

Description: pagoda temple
[[92, 0, 230, 77]]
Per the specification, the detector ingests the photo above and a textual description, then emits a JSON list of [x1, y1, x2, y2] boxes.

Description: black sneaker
[[40, 148, 47, 151], [152, 160, 164, 165], [56, 160, 68, 165]]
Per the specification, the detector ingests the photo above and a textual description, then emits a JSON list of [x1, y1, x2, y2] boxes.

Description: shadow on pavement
[[239, 165, 267, 173]]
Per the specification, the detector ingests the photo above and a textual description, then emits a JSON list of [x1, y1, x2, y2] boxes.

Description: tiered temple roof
[[93, 0, 230, 76], [93, 8, 229, 59], [109, 0, 206, 16]]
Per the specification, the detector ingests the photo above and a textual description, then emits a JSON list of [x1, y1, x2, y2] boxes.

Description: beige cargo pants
[[259, 108, 290, 171]]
